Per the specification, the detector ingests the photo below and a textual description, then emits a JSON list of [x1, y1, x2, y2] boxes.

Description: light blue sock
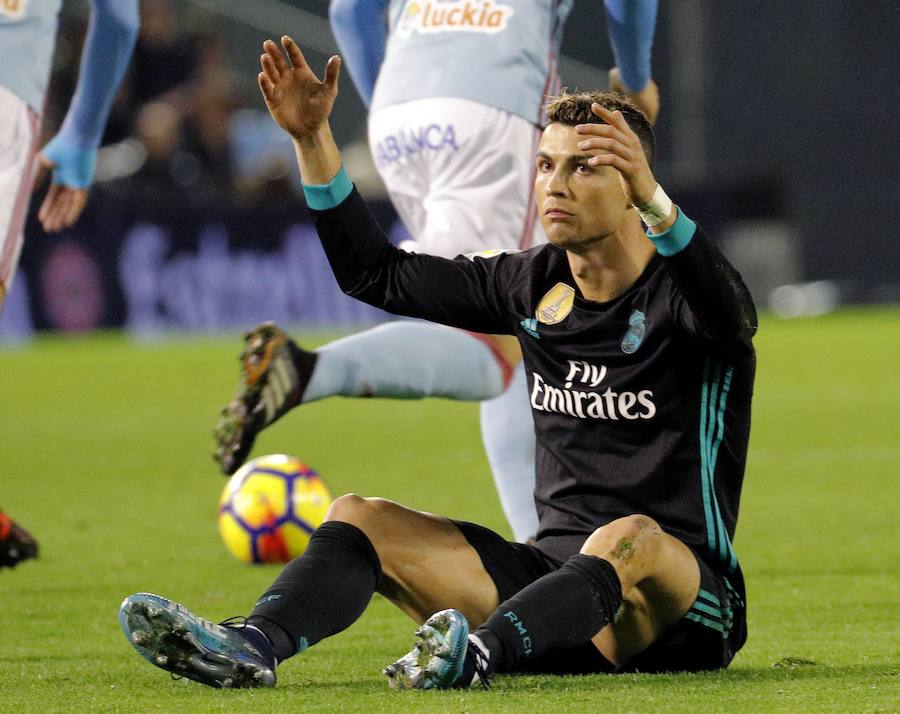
[[480, 363, 540, 542], [303, 321, 505, 402]]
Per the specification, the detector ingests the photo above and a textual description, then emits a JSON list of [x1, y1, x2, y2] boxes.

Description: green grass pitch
[[1, 310, 898, 712]]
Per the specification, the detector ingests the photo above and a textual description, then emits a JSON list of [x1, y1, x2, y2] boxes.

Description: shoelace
[[469, 644, 493, 690]]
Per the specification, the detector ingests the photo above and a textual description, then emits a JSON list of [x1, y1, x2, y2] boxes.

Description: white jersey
[[371, 0, 574, 127], [0, 0, 62, 113]]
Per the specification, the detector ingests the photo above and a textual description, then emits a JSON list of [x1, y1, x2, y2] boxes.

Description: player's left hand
[[37, 137, 94, 233], [35, 157, 90, 234], [575, 104, 657, 210]]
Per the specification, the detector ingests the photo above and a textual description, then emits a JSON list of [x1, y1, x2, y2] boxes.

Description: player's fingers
[[577, 136, 617, 152], [282, 35, 308, 72], [588, 152, 632, 174], [581, 136, 637, 165], [49, 187, 77, 233], [258, 72, 275, 104], [37, 183, 62, 226], [323, 55, 341, 92], [60, 189, 87, 228], [260, 53, 280, 84], [594, 105, 635, 137], [574, 122, 628, 141], [263, 39, 288, 75]]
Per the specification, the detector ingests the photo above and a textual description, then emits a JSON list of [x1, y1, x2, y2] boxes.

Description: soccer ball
[[218, 454, 332, 564]]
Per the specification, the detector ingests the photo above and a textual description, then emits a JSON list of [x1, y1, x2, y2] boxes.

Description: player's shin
[[474, 554, 622, 672], [303, 322, 506, 402], [480, 363, 539, 541], [247, 521, 382, 662]]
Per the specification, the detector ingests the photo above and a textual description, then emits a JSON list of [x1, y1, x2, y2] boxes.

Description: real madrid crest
[[536, 282, 576, 325], [620, 310, 647, 354]]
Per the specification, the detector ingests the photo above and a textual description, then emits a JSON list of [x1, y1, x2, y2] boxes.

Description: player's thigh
[[581, 516, 701, 665], [0, 85, 40, 296], [324, 494, 500, 626]]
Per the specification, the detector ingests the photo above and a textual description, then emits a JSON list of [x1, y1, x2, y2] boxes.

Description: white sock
[[480, 363, 539, 542], [303, 321, 506, 402]]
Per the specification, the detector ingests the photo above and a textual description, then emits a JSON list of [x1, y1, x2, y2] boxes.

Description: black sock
[[474, 554, 622, 673], [246, 521, 382, 663]]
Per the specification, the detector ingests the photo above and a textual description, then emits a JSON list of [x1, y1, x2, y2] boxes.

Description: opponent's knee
[[580, 514, 663, 563]]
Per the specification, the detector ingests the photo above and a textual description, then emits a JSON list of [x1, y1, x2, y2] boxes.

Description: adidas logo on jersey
[[397, 0, 515, 37], [530, 360, 657, 421]]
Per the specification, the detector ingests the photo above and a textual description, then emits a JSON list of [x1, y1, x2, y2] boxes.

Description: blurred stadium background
[[0, 0, 897, 339]]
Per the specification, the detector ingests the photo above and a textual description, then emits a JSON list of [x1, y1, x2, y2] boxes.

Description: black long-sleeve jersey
[[313, 188, 757, 585]]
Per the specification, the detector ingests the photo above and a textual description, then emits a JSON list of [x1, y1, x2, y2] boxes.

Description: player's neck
[[566, 221, 655, 303]]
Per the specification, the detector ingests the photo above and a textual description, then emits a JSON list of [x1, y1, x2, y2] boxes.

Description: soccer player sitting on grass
[[119, 36, 758, 688]]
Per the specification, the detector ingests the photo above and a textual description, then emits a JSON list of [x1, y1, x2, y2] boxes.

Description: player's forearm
[[329, 0, 388, 107], [56, 0, 139, 149], [309, 181, 511, 334], [604, 0, 658, 91], [293, 125, 343, 187]]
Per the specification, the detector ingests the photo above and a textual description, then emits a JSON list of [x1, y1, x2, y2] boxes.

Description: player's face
[[534, 123, 631, 249]]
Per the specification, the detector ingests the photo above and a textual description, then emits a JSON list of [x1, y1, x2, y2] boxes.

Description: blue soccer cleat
[[383, 609, 491, 690], [118, 592, 276, 688]]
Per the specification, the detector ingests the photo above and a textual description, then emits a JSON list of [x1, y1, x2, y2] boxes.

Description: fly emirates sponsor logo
[[531, 360, 657, 421], [397, 0, 515, 37]]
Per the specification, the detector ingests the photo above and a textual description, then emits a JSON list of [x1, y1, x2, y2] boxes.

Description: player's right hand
[[258, 36, 341, 141]]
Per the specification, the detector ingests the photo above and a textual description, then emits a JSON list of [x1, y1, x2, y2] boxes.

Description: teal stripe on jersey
[[710, 366, 738, 569], [697, 588, 721, 606], [699, 360, 718, 551], [685, 612, 726, 634], [699, 358, 740, 572], [690, 601, 723, 619]]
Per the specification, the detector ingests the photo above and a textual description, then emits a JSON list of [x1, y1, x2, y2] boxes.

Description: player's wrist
[[633, 183, 673, 227]]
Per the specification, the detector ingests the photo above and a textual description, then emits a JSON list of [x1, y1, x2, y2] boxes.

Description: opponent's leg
[[213, 321, 511, 474], [0, 85, 41, 314], [304, 322, 508, 402], [480, 361, 539, 541]]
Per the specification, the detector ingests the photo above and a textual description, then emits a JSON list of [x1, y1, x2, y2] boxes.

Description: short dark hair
[[545, 90, 655, 166]]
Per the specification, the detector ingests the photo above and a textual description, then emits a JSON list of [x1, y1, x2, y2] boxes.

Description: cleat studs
[[155, 654, 168, 666], [146, 606, 162, 618], [131, 630, 150, 646]]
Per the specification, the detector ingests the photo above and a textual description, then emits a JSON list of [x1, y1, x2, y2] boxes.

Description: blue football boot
[[383, 609, 492, 690], [119, 592, 276, 688]]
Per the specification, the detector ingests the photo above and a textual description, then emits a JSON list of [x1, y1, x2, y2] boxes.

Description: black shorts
[[454, 520, 747, 675]]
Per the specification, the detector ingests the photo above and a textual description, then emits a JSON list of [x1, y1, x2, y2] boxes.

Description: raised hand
[[575, 104, 657, 210], [257, 36, 341, 140], [608, 67, 659, 126]]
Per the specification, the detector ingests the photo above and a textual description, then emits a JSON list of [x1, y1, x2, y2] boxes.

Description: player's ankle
[[244, 617, 293, 665]]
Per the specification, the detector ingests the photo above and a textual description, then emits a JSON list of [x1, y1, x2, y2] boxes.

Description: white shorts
[[368, 97, 546, 259], [0, 84, 40, 299]]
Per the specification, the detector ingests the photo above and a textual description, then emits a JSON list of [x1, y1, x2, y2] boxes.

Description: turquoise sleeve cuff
[[41, 136, 97, 188], [302, 167, 353, 210], [647, 207, 696, 257]]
